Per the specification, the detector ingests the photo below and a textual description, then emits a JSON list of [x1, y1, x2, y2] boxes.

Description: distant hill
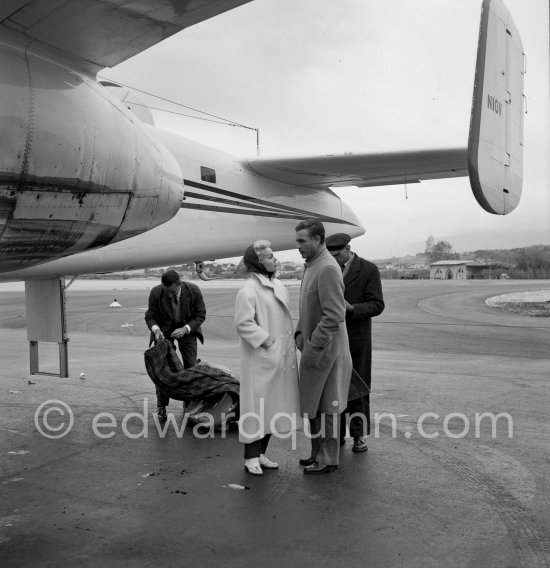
[[374, 253, 428, 266], [440, 231, 549, 254], [463, 244, 550, 263]]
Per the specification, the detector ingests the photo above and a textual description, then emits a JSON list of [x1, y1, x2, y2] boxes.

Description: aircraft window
[[201, 167, 216, 183]]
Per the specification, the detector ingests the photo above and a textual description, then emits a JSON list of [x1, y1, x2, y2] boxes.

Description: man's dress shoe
[[303, 463, 338, 474], [352, 437, 368, 453], [299, 456, 317, 466]]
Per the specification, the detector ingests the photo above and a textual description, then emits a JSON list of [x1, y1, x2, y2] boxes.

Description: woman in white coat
[[234, 240, 301, 475]]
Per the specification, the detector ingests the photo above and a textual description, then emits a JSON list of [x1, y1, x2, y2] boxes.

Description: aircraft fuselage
[[0, 127, 364, 280]]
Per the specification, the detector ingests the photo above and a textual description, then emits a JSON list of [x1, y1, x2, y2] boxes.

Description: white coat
[[234, 273, 302, 443]]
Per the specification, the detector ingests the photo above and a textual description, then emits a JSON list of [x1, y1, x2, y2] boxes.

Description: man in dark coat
[[145, 270, 206, 419], [325, 233, 384, 453]]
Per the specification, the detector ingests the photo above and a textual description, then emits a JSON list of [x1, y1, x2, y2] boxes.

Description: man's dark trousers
[[156, 335, 197, 408]]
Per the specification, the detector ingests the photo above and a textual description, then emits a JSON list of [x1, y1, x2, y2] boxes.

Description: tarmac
[[1, 278, 550, 567]]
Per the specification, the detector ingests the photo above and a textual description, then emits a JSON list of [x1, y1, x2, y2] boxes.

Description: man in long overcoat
[[294, 219, 352, 474], [326, 233, 384, 453]]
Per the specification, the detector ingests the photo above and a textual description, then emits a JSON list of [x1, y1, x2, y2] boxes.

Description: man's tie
[[173, 296, 182, 325]]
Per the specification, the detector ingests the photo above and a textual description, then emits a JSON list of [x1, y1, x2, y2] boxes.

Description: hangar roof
[[430, 260, 468, 266], [430, 260, 507, 268]]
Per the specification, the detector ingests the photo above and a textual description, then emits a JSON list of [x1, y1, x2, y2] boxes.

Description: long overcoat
[[344, 254, 385, 387], [296, 247, 352, 416], [234, 273, 301, 443]]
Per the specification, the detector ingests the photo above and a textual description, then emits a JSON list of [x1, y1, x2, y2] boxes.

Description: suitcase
[[187, 392, 239, 431], [182, 399, 205, 415]]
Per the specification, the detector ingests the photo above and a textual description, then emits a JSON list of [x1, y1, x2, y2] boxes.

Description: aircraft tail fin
[[467, 0, 525, 215]]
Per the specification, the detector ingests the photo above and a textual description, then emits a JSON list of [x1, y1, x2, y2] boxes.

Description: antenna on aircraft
[[97, 78, 261, 154]]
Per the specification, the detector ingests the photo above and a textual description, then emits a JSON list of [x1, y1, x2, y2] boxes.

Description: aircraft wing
[[248, 0, 525, 215], [0, 0, 253, 69], [246, 148, 468, 190]]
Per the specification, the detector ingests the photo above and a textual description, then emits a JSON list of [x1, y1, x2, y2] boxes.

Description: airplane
[[0, 0, 525, 375]]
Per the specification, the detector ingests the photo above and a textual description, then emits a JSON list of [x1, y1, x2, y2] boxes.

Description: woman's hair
[[243, 239, 275, 277], [252, 240, 272, 262]]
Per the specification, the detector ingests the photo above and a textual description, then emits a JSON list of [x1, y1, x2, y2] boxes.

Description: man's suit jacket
[[145, 281, 206, 344]]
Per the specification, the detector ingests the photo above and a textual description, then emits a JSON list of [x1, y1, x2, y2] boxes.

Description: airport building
[[430, 260, 509, 280]]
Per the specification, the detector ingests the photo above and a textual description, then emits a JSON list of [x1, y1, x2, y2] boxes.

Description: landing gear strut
[[25, 276, 78, 377], [194, 261, 222, 281]]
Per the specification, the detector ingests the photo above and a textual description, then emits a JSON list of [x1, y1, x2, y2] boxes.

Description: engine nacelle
[[0, 35, 183, 273]]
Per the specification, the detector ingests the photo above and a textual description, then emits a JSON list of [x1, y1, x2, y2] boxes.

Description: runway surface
[[1, 278, 549, 567]]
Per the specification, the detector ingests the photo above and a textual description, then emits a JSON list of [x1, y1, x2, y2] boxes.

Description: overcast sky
[[102, 0, 549, 261]]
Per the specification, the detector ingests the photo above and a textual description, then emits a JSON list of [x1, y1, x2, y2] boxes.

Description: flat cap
[[325, 233, 351, 251]]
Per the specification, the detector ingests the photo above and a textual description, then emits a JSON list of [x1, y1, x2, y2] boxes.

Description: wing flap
[[0, 0, 253, 69], [246, 148, 468, 190]]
